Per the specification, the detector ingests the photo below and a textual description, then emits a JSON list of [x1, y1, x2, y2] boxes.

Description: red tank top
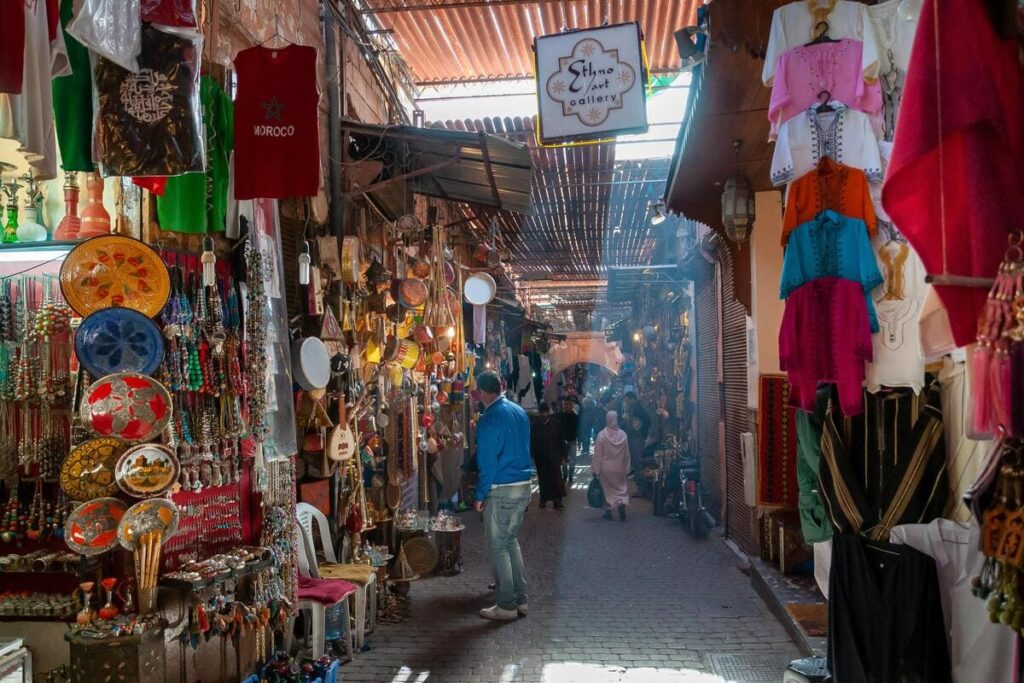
[[233, 44, 320, 200]]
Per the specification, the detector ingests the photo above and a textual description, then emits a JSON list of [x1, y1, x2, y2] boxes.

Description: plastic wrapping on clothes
[[67, 0, 142, 72], [92, 25, 205, 177]]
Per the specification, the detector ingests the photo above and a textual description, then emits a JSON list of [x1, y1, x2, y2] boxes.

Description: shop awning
[[341, 118, 534, 215], [606, 264, 686, 303]]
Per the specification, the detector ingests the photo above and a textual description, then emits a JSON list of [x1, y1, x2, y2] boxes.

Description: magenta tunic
[[769, 38, 882, 139], [780, 277, 874, 416]]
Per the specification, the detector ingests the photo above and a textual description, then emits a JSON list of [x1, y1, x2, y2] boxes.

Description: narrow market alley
[[343, 464, 799, 683]]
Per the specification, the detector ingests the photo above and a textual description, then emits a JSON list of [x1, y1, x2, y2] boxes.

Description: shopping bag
[[587, 477, 605, 508]]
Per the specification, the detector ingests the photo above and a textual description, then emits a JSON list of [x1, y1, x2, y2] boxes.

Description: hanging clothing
[[882, 0, 1024, 348], [937, 357, 993, 521], [530, 414, 566, 504], [592, 425, 630, 508], [828, 533, 951, 683], [819, 379, 948, 539], [233, 44, 320, 200], [771, 104, 883, 187], [781, 158, 876, 245], [780, 278, 873, 416], [769, 38, 882, 139], [51, 0, 95, 172], [890, 520, 1015, 683], [0, 1, 26, 94], [865, 234, 927, 394], [156, 76, 233, 232], [93, 25, 203, 177], [780, 210, 884, 332], [795, 386, 833, 543], [0, 0, 69, 180], [762, 0, 880, 88], [867, 0, 921, 141]]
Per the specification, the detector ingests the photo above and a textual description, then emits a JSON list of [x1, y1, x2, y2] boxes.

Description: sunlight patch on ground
[[543, 663, 727, 683]]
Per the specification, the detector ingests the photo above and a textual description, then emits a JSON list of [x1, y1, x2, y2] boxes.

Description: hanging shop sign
[[534, 22, 649, 145]]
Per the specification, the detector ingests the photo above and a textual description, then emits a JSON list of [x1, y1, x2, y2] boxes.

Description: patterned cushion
[[297, 575, 356, 605], [318, 563, 377, 585]]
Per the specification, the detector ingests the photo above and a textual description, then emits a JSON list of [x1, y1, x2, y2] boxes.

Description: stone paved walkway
[[342, 466, 799, 683]]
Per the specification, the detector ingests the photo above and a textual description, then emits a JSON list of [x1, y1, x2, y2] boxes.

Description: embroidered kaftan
[[781, 158, 876, 245], [771, 104, 883, 186], [762, 0, 880, 87], [769, 38, 882, 139], [780, 210, 884, 332]]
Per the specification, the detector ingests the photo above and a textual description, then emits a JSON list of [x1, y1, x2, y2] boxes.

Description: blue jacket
[[475, 396, 534, 501]]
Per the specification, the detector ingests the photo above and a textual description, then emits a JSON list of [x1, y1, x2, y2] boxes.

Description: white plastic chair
[[288, 518, 355, 661], [295, 502, 377, 648]]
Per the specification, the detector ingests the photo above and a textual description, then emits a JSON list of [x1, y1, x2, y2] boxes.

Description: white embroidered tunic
[[771, 103, 883, 186]]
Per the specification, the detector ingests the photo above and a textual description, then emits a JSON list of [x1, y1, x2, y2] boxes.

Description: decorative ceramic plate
[[59, 235, 171, 318], [60, 437, 128, 500], [75, 308, 165, 378], [117, 498, 180, 550], [114, 443, 179, 498], [463, 273, 496, 305], [80, 372, 173, 443], [65, 498, 128, 556]]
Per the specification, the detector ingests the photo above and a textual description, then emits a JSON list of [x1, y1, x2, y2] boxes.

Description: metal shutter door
[[695, 280, 722, 523], [720, 250, 758, 554]]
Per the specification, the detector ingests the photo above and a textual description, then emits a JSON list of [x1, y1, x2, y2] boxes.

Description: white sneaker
[[517, 604, 528, 615], [479, 605, 519, 621]]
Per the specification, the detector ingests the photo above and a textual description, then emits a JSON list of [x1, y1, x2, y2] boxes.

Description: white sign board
[[534, 22, 649, 145]]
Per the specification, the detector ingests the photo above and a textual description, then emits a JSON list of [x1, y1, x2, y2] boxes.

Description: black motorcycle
[[677, 454, 711, 537]]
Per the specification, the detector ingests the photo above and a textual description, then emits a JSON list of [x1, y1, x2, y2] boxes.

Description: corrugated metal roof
[[342, 118, 534, 213], [426, 115, 673, 301], [361, 0, 701, 84]]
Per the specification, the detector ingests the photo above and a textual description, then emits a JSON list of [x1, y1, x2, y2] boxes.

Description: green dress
[[51, 0, 95, 171], [156, 76, 234, 233]]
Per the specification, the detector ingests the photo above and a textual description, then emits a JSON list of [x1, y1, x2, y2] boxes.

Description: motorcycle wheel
[[686, 494, 706, 537]]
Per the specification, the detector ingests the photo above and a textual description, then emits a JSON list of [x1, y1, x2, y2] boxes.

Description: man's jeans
[[484, 481, 532, 611]]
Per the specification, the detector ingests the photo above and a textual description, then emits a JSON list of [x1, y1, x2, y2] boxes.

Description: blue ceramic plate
[[75, 308, 165, 378]]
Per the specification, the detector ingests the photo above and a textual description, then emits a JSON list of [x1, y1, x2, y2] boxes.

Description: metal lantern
[[721, 140, 755, 243]]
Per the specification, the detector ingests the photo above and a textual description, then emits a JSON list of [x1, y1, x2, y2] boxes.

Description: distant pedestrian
[[531, 403, 566, 509], [578, 395, 598, 456], [621, 391, 651, 497], [474, 371, 534, 621], [558, 399, 580, 485], [592, 410, 630, 521]]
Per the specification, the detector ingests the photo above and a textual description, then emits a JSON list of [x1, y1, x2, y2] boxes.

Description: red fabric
[[882, 0, 1024, 347], [756, 375, 799, 510], [779, 277, 873, 417], [141, 0, 198, 28], [0, 0, 26, 93], [46, 0, 59, 42], [233, 45, 320, 200], [297, 575, 356, 605], [133, 177, 168, 195]]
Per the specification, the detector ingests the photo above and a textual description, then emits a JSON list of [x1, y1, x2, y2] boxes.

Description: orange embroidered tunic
[[781, 158, 877, 246]]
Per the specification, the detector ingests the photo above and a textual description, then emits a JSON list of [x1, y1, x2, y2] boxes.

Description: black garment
[[819, 378, 948, 540], [622, 403, 651, 491], [94, 25, 203, 176], [828, 534, 951, 683], [558, 409, 579, 442], [531, 415, 566, 503]]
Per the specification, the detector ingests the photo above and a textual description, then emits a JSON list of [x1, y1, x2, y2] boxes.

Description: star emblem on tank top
[[262, 96, 286, 121]]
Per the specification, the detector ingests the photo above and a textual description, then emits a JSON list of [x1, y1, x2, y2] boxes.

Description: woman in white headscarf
[[591, 410, 631, 521]]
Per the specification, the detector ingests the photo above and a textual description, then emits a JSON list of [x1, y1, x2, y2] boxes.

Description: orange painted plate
[[59, 235, 170, 318], [65, 498, 128, 556]]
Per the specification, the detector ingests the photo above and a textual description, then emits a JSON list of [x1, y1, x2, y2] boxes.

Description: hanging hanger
[[805, 20, 839, 46], [258, 1, 291, 49], [814, 89, 835, 114], [863, 538, 902, 556]]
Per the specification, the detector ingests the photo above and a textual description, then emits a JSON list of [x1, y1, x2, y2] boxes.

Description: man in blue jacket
[[474, 371, 535, 621]]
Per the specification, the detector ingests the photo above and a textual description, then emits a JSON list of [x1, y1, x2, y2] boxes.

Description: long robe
[[592, 426, 630, 508], [531, 415, 565, 503]]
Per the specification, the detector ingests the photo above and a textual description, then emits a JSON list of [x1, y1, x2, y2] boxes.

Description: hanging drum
[[463, 273, 496, 305], [291, 337, 331, 390], [341, 236, 361, 283], [385, 336, 421, 369], [398, 278, 428, 309]]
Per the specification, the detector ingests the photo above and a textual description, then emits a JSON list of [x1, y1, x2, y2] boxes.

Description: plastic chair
[[288, 518, 356, 661], [295, 502, 377, 648]]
